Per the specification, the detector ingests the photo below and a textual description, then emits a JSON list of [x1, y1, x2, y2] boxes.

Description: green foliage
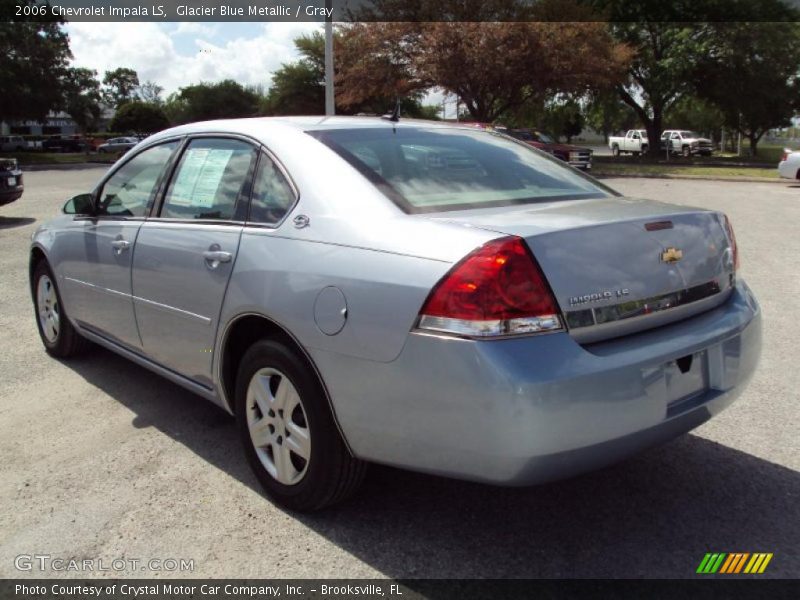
[[166, 80, 260, 124], [263, 60, 324, 116], [664, 96, 724, 137], [63, 67, 103, 133], [584, 90, 638, 141], [693, 21, 800, 155], [109, 101, 169, 134], [103, 67, 140, 109], [0, 0, 72, 122]]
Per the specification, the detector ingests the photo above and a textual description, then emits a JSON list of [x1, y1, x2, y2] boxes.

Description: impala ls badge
[[661, 247, 683, 264]]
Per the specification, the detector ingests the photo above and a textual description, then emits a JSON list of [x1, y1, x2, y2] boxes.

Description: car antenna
[[381, 99, 401, 123]]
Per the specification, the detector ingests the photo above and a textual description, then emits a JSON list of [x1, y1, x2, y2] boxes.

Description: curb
[[21, 162, 114, 172], [593, 173, 785, 184]]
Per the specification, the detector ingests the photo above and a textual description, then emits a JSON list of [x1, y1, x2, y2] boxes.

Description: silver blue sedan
[[29, 117, 761, 511]]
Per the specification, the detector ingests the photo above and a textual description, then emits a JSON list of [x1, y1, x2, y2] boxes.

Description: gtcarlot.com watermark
[[14, 554, 195, 573]]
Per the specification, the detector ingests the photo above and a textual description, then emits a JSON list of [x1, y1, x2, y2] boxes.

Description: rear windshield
[[308, 127, 611, 213]]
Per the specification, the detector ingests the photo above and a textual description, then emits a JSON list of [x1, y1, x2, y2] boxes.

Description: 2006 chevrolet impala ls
[[29, 117, 761, 510]]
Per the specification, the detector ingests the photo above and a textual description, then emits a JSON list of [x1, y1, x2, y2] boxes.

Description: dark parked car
[[0, 158, 23, 206], [506, 129, 593, 170], [42, 136, 90, 153]]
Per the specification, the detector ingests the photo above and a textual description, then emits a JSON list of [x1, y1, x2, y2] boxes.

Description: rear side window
[[248, 152, 296, 225], [162, 138, 257, 221], [309, 127, 610, 213], [96, 141, 178, 217]]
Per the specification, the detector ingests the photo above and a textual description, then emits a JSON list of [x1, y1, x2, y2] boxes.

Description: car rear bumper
[[0, 171, 23, 205], [778, 160, 798, 179], [313, 281, 761, 485]]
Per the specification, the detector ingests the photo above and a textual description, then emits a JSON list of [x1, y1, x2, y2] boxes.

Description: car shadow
[[63, 346, 799, 579], [0, 216, 36, 230]]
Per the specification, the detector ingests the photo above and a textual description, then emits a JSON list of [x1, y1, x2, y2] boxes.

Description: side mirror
[[63, 193, 94, 215]]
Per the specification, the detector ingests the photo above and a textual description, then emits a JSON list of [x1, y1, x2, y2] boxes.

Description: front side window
[[96, 141, 178, 217], [162, 138, 257, 221], [309, 127, 611, 213], [248, 152, 296, 225]]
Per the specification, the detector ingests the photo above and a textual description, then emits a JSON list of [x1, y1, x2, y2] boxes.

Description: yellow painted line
[[749, 554, 766, 574], [758, 553, 773, 574], [744, 554, 760, 574]]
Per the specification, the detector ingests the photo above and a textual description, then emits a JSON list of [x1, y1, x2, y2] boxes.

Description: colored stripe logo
[[697, 553, 773, 574]]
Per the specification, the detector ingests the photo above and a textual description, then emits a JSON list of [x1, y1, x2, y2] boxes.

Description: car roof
[[146, 116, 486, 146]]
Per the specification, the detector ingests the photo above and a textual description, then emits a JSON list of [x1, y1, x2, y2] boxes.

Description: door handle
[[202, 246, 232, 269], [111, 239, 130, 253], [203, 250, 232, 263]]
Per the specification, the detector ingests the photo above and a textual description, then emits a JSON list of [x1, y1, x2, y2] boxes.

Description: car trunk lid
[[424, 196, 736, 343]]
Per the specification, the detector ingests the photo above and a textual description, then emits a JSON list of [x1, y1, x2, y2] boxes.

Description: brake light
[[417, 236, 562, 337], [723, 214, 740, 272], [782, 148, 792, 162]]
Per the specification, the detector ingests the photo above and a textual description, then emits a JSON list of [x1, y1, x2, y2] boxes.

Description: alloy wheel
[[246, 368, 311, 486], [37, 274, 60, 343]]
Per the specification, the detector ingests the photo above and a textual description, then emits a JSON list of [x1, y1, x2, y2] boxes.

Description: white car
[[778, 148, 800, 180]]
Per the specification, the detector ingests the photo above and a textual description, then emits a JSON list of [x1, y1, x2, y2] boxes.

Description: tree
[[166, 80, 260, 124], [109, 101, 169, 135], [664, 96, 723, 138], [336, 18, 630, 123], [63, 68, 103, 133], [264, 30, 430, 117], [103, 67, 140, 108], [542, 100, 585, 143], [137, 80, 164, 105], [0, 0, 72, 122], [693, 21, 800, 155], [584, 90, 638, 142], [586, 0, 799, 156]]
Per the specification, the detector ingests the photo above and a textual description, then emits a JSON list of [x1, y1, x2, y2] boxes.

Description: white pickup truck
[[608, 130, 649, 156]]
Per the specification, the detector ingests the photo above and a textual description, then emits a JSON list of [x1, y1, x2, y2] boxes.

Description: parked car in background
[[778, 148, 800, 180], [661, 130, 713, 157], [29, 117, 760, 511], [506, 129, 593, 170], [41, 136, 90, 153], [608, 130, 649, 156], [0, 135, 26, 152], [97, 137, 139, 154], [0, 158, 23, 206]]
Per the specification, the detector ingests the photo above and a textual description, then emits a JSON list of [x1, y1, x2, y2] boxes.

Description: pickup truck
[[608, 130, 649, 156], [661, 130, 714, 157]]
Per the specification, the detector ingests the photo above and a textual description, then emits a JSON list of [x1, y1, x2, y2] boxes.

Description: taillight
[[782, 148, 792, 162], [723, 214, 740, 272], [416, 236, 563, 337]]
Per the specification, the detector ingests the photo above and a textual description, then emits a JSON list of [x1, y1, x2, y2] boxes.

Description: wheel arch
[[29, 245, 49, 295], [217, 312, 354, 454]]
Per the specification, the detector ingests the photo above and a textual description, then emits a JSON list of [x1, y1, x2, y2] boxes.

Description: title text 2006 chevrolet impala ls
[[30, 117, 761, 510]]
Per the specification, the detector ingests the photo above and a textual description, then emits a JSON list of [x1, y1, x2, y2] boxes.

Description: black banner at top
[[5, 0, 800, 22]]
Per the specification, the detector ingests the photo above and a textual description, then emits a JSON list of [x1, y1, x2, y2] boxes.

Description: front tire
[[682, 145, 691, 158], [235, 339, 366, 511], [33, 260, 89, 358]]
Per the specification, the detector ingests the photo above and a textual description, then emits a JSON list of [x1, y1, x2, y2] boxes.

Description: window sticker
[[170, 148, 234, 208]]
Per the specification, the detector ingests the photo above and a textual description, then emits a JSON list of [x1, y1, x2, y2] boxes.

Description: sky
[[64, 22, 449, 114], [65, 22, 323, 96]]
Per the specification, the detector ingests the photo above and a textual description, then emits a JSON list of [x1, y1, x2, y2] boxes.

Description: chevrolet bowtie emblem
[[661, 247, 683, 263]]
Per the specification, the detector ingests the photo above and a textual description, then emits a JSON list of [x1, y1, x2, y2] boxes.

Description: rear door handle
[[202, 246, 232, 269], [202, 250, 232, 262], [111, 239, 130, 252]]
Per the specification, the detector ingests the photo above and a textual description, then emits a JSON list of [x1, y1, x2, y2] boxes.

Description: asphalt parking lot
[[1, 168, 798, 579]]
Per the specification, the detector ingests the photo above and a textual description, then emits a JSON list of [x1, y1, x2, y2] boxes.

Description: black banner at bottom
[[2, 579, 798, 600]]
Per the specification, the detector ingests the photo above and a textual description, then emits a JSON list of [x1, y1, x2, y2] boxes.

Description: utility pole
[[324, 0, 334, 116]]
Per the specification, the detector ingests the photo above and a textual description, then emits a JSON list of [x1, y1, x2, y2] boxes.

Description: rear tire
[[682, 145, 691, 158], [612, 144, 620, 157], [235, 339, 366, 511], [32, 260, 90, 358]]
